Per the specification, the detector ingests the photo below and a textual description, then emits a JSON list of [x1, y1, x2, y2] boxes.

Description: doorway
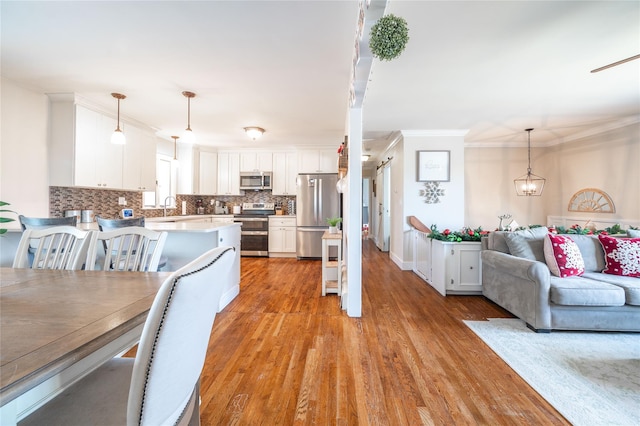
[[375, 163, 390, 252]]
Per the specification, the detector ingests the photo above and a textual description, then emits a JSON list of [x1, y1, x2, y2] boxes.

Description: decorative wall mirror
[[568, 188, 615, 213]]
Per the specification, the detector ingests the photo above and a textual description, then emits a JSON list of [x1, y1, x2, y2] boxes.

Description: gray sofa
[[481, 227, 640, 332]]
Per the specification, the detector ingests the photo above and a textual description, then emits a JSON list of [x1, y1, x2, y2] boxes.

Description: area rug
[[464, 318, 640, 426]]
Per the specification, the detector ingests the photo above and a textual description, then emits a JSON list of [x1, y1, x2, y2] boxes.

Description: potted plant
[[0, 201, 16, 235], [326, 217, 342, 234]]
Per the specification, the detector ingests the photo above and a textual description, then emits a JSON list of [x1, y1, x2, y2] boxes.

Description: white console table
[[321, 231, 342, 296]]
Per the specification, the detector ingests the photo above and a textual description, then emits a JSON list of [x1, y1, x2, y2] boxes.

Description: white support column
[[346, 107, 363, 317]]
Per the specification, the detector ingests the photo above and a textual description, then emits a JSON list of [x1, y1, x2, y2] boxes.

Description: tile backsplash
[[49, 187, 295, 219]]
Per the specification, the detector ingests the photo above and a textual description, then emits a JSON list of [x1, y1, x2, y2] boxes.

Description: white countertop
[[146, 214, 235, 223], [78, 221, 240, 233]]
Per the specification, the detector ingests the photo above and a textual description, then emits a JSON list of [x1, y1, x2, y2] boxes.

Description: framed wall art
[[417, 150, 450, 182]]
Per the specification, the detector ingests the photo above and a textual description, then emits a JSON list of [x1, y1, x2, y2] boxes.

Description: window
[[143, 155, 177, 208]]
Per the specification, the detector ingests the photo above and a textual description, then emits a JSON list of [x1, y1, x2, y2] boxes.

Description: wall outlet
[[118, 197, 127, 205]]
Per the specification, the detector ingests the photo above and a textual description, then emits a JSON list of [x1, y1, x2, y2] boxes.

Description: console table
[[321, 231, 342, 296]]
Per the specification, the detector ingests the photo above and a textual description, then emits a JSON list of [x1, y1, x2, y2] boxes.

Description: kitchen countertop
[[268, 215, 296, 218], [78, 221, 240, 233], [146, 214, 234, 223]]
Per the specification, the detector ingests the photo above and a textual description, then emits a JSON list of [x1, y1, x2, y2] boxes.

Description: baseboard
[[389, 251, 412, 270], [218, 284, 239, 312]]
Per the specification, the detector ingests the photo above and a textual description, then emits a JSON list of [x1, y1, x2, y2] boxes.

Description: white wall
[[465, 122, 640, 231], [385, 130, 467, 270], [1, 78, 49, 227]]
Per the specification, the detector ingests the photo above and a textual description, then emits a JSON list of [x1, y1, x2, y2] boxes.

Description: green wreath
[[369, 14, 409, 61]]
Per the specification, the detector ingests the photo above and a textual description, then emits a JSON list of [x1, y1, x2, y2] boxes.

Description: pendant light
[[514, 128, 545, 196], [182, 91, 196, 143], [110, 93, 126, 145]]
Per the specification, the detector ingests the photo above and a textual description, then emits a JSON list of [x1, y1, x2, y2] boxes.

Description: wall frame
[[417, 150, 450, 182]]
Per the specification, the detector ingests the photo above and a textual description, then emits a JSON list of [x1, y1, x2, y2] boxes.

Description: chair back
[[127, 246, 235, 426], [19, 214, 78, 231], [13, 226, 95, 270], [96, 216, 146, 257], [87, 227, 167, 272]]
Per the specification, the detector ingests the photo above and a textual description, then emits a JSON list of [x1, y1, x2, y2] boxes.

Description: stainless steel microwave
[[239, 172, 272, 190]]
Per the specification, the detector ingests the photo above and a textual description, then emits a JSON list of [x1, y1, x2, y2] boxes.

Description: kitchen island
[[0, 220, 241, 311]]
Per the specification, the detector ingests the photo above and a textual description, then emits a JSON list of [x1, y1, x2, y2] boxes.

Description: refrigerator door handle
[[314, 179, 319, 224], [316, 179, 323, 226]]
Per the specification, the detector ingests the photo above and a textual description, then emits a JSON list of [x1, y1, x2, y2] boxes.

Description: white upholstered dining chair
[[87, 227, 168, 272], [19, 246, 236, 426], [12, 226, 95, 270]]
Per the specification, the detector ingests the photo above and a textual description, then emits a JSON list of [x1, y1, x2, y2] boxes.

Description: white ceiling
[[2, 1, 638, 168]]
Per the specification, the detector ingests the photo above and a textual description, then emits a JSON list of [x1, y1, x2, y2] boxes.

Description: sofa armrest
[[481, 250, 552, 330]]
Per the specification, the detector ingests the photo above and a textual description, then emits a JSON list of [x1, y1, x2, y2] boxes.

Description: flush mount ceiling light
[[182, 91, 196, 143], [244, 127, 265, 140], [110, 93, 126, 145], [514, 128, 546, 196], [361, 155, 370, 162], [171, 135, 179, 161]]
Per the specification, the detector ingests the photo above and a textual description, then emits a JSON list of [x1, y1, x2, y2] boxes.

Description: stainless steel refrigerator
[[296, 173, 339, 259]]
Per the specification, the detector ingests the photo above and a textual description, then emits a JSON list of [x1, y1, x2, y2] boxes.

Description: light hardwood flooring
[[196, 239, 568, 425]]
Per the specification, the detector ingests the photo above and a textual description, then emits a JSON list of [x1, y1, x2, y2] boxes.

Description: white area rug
[[464, 318, 640, 426]]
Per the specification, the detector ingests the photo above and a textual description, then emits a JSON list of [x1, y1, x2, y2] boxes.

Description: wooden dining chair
[[96, 216, 168, 270], [20, 246, 236, 426], [87, 227, 168, 272], [12, 226, 95, 270]]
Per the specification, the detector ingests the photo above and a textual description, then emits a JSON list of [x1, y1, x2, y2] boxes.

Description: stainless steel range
[[234, 202, 275, 257]]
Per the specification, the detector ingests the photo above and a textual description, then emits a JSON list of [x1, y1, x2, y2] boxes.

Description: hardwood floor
[[197, 239, 569, 425]]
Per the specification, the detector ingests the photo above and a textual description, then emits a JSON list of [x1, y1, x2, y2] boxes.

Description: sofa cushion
[[565, 234, 606, 273], [503, 227, 548, 262], [598, 234, 640, 277], [549, 277, 626, 306], [544, 233, 585, 277], [487, 231, 510, 254], [583, 272, 640, 306]]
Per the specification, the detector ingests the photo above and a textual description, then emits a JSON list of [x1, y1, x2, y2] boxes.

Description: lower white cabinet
[[269, 217, 296, 257], [413, 233, 482, 296]]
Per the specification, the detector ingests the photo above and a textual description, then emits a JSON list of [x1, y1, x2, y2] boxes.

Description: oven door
[[235, 216, 269, 256]]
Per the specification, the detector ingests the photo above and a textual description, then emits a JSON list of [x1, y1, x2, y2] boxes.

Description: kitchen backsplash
[[49, 187, 296, 219]]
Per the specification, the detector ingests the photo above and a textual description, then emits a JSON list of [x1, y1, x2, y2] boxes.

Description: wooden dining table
[[0, 267, 170, 425]]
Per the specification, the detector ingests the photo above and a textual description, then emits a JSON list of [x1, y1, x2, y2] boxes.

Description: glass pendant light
[[182, 91, 196, 143], [513, 128, 545, 196], [110, 93, 126, 145]]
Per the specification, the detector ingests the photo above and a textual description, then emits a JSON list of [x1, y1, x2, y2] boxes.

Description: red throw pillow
[[543, 233, 585, 277], [597, 234, 640, 277]]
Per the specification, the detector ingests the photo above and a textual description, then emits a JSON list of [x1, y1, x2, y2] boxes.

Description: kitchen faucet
[[163, 196, 177, 217]]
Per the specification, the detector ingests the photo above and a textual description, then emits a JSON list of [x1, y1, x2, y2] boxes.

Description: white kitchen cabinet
[[430, 239, 482, 295], [198, 150, 218, 195], [297, 149, 338, 173], [122, 125, 157, 191], [240, 152, 272, 172], [50, 99, 124, 189], [269, 216, 296, 257], [272, 152, 298, 195], [217, 152, 241, 195]]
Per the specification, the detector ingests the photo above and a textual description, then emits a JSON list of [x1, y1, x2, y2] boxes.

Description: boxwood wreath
[[369, 14, 409, 61]]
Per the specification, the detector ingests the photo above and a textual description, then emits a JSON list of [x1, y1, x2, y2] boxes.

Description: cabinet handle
[[469, 266, 473, 269]]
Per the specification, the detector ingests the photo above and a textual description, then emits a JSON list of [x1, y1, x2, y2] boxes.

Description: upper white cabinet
[[217, 152, 241, 195], [297, 149, 338, 173], [49, 94, 156, 191], [198, 150, 218, 195], [272, 152, 298, 196], [122, 125, 157, 191], [240, 152, 272, 172], [50, 99, 123, 189]]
